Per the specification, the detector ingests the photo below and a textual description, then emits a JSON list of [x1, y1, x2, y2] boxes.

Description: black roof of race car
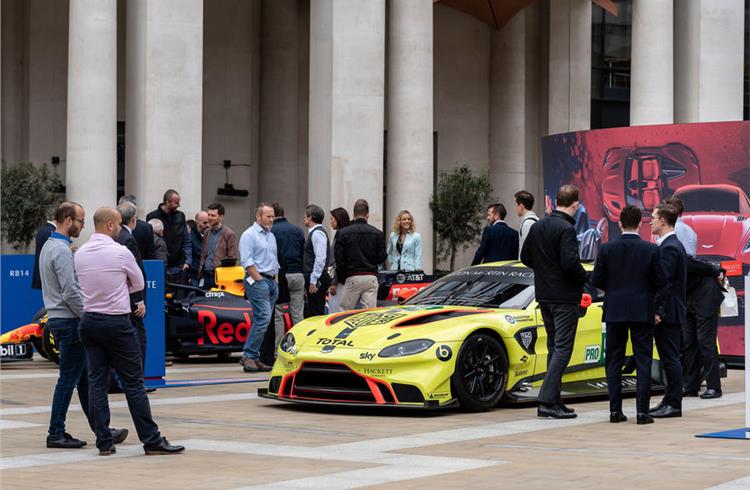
[[440, 260, 594, 286]]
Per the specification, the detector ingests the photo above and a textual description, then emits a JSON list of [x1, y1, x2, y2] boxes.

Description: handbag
[[719, 279, 738, 318]]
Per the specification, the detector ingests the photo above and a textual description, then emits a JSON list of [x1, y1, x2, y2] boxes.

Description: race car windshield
[[405, 274, 534, 309], [678, 188, 740, 213]]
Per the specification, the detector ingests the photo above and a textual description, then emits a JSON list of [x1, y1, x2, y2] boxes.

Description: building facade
[[1, 0, 747, 270]]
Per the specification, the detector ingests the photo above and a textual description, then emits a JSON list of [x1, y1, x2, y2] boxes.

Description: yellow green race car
[[259, 261, 656, 411]]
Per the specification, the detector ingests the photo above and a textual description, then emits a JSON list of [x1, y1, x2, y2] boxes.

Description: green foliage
[[429, 165, 493, 271], [1, 162, 62, 249]]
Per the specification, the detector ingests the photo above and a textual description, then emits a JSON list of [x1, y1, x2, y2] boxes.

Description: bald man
[[76, 207, 184, 456]]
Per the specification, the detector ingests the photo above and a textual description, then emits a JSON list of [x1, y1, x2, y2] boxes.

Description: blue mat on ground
[[145, 377, 268, 389], [695, 428, 750, 440]]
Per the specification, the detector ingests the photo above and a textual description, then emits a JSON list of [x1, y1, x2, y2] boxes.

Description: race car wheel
[[452, 333, 508, 412], [42, 324, 60, 365], [31, 308, 51, 360]]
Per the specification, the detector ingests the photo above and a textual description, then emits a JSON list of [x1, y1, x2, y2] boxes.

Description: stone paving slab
[[0, 356, 747, 489]]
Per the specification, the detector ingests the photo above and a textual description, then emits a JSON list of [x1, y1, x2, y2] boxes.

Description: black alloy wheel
[[451, 333, 508, 411]]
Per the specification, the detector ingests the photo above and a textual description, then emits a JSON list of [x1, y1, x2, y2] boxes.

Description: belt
[[260, 272, 276, 280]]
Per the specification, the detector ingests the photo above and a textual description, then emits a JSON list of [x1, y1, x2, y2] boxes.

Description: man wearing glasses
[[39, 202, 128, 449]]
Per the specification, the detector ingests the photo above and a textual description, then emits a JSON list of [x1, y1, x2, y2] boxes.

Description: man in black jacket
[[119, 195, 155, 260], [335, 199, 387, 311], [147, 189, 190, 283], [682, 257, 725, 399], [649, 203, 688, 418], [116, 202, 147, 368], [591, 205, 666, 425], [521, 185, 587, 419], [472, 203, 519, 265], [31, 219, 56, 290]]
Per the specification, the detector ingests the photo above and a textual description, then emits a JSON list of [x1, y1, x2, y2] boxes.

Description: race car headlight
[[280, 332, 296, 353], [378, 339, 434, 358], [743, 237, 750, 253]]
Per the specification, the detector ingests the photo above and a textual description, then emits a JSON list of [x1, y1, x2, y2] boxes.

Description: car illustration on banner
[[259, 261, 682, 411]]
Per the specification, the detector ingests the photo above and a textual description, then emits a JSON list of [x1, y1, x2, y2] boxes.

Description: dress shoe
[[144, 437, 185, 455], [700, 389, 722, 399], [609, 411, 628, 423], [650, 405, 682, 418], [648, 401, 666, 414], [46, 432, 87, 449], [636, 413, 654, 425], [537, 403, 577, 419], [110, 428, 129, 445], [682, 388, 700, 397], [558, 401, 575, 414], [99, 446, 116, 456], [242, 358, 259, 373], [256, 361, 273, 372]]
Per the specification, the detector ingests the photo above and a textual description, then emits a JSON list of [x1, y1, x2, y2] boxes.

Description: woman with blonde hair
[[387, 210, 422, 272]]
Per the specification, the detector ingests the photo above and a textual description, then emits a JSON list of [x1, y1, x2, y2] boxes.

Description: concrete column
[[675, 0, 744, 122], [490, 10, 528, 229], [386, 0, 433, 272], [547, 0, 591, 134], [66, 0, 116, 240], [259, 0, 302, 223], [1, 0, 30, 165], [126, 0, 203, 218], [630, 0, 673, 125], [308, 0, 386, 229], [202, 0, 260, 234]]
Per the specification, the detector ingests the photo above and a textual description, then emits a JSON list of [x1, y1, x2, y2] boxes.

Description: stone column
[[490, 10, 528, 230], [386, 0, 433, 272], [126, 0, 204, 217], [308, 0, 386, 229], [547, 0, 591, 134], [259, 0, 302, 223], [675, 0, 744, 122], [630, 0, 673, 125], [66, 0, 117, 240]]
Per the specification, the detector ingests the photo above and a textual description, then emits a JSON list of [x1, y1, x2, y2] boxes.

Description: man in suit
[[31, 219, 56, 290], [682, 257, 725, 399], [116, 202, 147, 368], [472, 203, 519, 265], [521, 185, 587, 419], [591, 205, 666, 425], [650, 203, 688, 418], [119, 195, 156, 260]]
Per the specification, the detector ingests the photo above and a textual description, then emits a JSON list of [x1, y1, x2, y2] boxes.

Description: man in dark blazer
[[472, 203, 519, 265], [521, 185, 587, 419], [649, 203, 688, 418], [682, 257, 725, 399], [591, 205, 666, 425], [119, 195, 155, 260], [116, 202, 147, 368], [31, 220, 56, 290]]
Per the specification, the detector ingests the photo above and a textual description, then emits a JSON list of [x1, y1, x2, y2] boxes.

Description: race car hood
[[0, 323, 43, 344], [290, 305, 503, 350], [681, 213, 750, 257]]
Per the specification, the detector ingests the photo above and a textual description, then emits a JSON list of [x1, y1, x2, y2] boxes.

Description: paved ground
[[1, 355, 748, 490]]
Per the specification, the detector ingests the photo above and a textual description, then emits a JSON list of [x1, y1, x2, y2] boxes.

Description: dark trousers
[[201, 270, 217, 290], [306, 285, 328, 317], [538, 303, 579, 406], [79, 312, 162, 450], [605, 322, 654, 414], [682, 307, 721, 392], [654, 322, 684, 409], [131, 313, 147, 371], [47, 318, 93, 437]]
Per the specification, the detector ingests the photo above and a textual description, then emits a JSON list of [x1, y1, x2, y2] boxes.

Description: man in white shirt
[[303, 204, 332, 317], [514, 190, 539, 259]]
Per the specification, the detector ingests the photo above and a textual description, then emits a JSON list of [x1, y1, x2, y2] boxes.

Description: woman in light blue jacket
[[387, 210, 422, 272]]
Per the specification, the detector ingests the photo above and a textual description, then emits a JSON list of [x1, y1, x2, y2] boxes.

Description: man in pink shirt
[[76, 207, 184, 457]]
